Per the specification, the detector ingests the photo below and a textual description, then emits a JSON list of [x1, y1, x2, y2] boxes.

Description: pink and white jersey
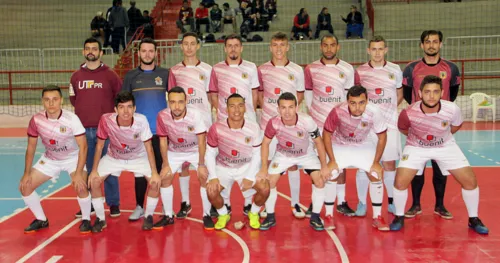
[[207, 119, 262, 168], [168, 61, 212, 126], [264, 113, 318, 158], [258, 60, 305, 130], [97, 113, 153, 160], [156, 107, 207, 153], [209, 60, 259, 121], [27, 110, 85, 160], [355, 61, 402, 129], [324, 102, 387, 146], [305, 59, 354, 129], [398, 100, 462, 148]]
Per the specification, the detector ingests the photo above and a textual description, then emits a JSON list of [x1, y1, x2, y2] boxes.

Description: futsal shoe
[[372, 216, 390, 231], [152, 215, 174, 230], [292, 204, 306, 219], [91, 218, 107, 233], [248, 212, 261, 229], [109, 206, 121, 218], [210, 206, 219, 218], [388, 204, 396, 215], [243, 204, 252, 216], [469, 217, 489, 235], [337, 202, 356, 216], [75, 205, 95, 218], [305, 203, 313, 218], [259, 214, 276, 230], [24, 219, 49, 233], [176, 202, 192, 219], [142, 215, 154, 230], [215, 214, 231, 230], [355, 202, 367, 217], [203, 215, 215, 230], [79, 219, 92, 234], [309, 214, 325, 231], [404, 204, 422, 218], [323, 215, 336, 230], [389, 216, 404, 231], [434, 206, 453, 219], [129, 205, 144, 221]]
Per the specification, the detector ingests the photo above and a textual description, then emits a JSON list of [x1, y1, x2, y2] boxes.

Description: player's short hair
[[139, 38, 157, 50], [277, 92, 298, 106], [84, 37, 102, 51], [223, 3, 229, 8], [271, 32, 288, 42], [115, 91, 136, 107], [320, 34, 339, 45], [226, 93, 245, 105], [143, 10, 149, 15], [346, 85, 368, 100], [368, 35, 386, 47], [224, 33, 243, 46], [420, 30, 443, 43], [168, 86, 187, 100], [42, 85, 62, 97], [420, 75, 442, 91], [182, 32, 200, 44]]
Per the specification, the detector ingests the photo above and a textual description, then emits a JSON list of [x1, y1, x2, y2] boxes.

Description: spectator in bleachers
[[265, 0, 278, 21], [239, 1, 257, 40], [341, 5, 364, 39], [142, 10, 154, 38], [195, 3, 210, 34], [91, 11, 108, 45], [314, 7, 334, 39], [127, 1, 142, 41], [176, 0, 195, 34], [202, 0, 216, 8], [291, 8, 312, 40], [252, 0, 269, 31], [210, 4, 223, 33], [222, 3, 237, 33], [109, 0, 129, 53], [104, 1, 116, 48]]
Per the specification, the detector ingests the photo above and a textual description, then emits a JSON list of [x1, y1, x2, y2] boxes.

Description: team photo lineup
[[20, 29, 490, 239]]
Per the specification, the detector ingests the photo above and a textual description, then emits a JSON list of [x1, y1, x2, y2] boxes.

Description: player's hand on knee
[[207, 178, 221, 195], [197, 165, 208, 182], [370, 162, 383, 180], [160, 165, 172, 179], [320, 166, 331, 181], [150, 172, 161, 190], [327, 161, 340, 179], [89, 171, 101, 188], [71, 173, 87, 194], [255, 170, 268, 183]]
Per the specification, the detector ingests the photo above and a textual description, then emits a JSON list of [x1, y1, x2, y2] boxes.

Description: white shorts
[[333, 143, 375, 173], [268, 137, 278, 161], [97, 155, 152, 178], [33, 154, 86, 180], [268, 152, 321, 175], [398, 143, 470, 176], [216, 163, 257, 191], [381, 128, 401, 162], [168, 151, 199, 174]]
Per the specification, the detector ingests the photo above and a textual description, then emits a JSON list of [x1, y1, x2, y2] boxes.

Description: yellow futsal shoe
[[215, 214, 231, 230], [248, 212, 261, 229]]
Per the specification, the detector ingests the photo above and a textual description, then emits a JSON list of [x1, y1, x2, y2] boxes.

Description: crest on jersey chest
[[245, 136, 252, 144], [187, 126, 195, 132], [199, 74, 206, 81], [60, 126, 67, 133], [271, 162, 279, 169], [439, 71, 447, 79], [339, 72, 345, 79], [441, 120, 448, 127], [155, 76, 163, 85], [389, 73, 395, 80], [242, 72, 248, 79], [360, 121, 368, 128], [133, 133, 139, 139], [288, 74, 295, 81], [297, 131, 304, 138]]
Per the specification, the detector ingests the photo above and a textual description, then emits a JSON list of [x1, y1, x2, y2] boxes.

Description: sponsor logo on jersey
[[325, 86, 334, 95], [375, 88, 384, 96], [231, 149, 239, 157], [401, 154, 409, 161], [271, 162, 279, 169], [349, 133, 355, 137], [285, 141, 294, 148], [49, 139, 57, 145], [274, 87, 282, 95], [230, 87, 237, 94], [155, 76, 163, 85], [426, 135, 435, 141], [178, 138, 185, 143], [39, 160, 45, 165], [78, 80, 103, 89], [187, 87, 196, 96]]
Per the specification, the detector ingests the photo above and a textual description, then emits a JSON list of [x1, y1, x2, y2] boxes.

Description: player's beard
[[229, 53, 239, 61], [424, 49, 439, 57], [422, 99, 439, 108], [172, 108, 186, 118], [85, 53, 100, 62], [140, 57, 155, 65], [322, 53, 336, 60]]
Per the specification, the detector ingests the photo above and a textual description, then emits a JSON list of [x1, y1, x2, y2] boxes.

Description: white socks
[[91, 197, 106, 221], [200, 187, 211, 216], [265, 188, 278, 214], [77, 193, 92, 220], [393, 188, 408, 216], [337, 183, 346, 204], [462, 187, 479, 218], [160, 186, 173, 216], [22, 191, 47, 221], [356, 170, 369, 205], [325, 181, 337, 216], [369, 181, 383, 218], [384, 170, 396, 199], [179, 176, 190, 204], [288, 170, 300, 206], [312, 185, 326, 214], [250, 203, 261, 214], [145, 196, 159, 217]]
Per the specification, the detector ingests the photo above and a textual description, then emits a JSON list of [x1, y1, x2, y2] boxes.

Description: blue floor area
[[1, 130, 499, 219]]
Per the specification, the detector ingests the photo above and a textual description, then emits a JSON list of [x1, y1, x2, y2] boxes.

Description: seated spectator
[[265, 0, 277, 20], [202, 0, 216, 8], [221, 3, 237, 33], [91, 11, 108, 44], [252, 0, 269, 31], [176, 0, 195, 34], [341, 5, 364, 39], [195, 3, 210, 34], [291, 8, 312, 40], [239, 1, 256, 40], [314, 7, 334, 39], [142, 10, 154, 38], [210, 3, 223, 33]]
